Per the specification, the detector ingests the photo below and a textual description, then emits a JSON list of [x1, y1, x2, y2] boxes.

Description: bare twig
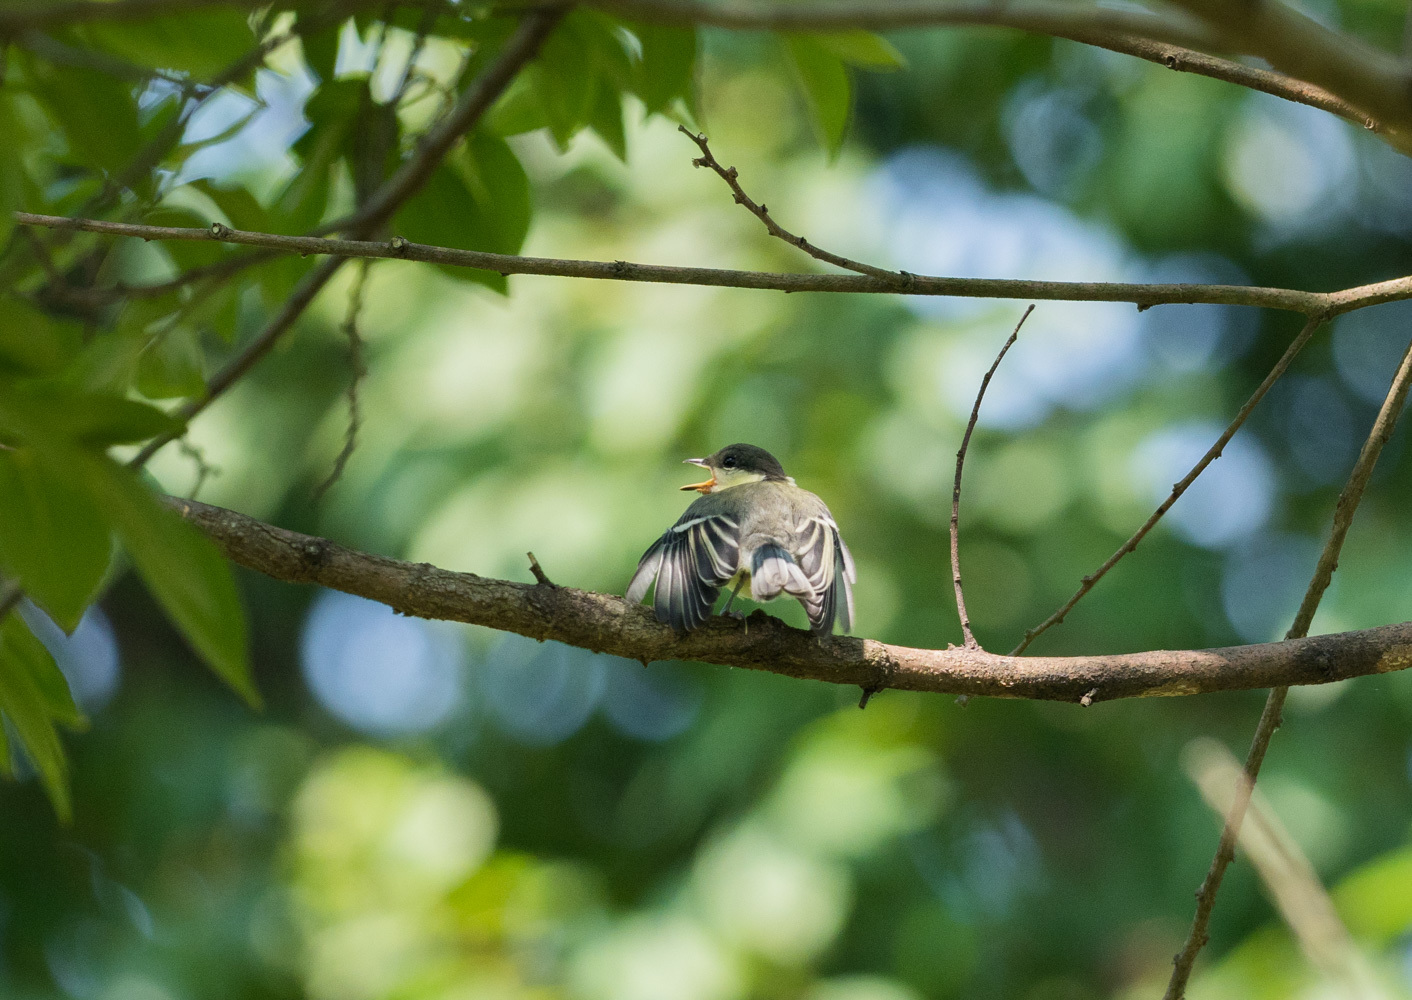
[[324, 5, 568, 237], [1185, 739, 1387, 998], [680, 127, 905, 284], [176, 439, 219, 499], [24, 214, 1412, 316], [953, 304, 1031, 649], [171, 494, 1412, 702], [1164, 327, 1412, 1000], [315, 260, 371, 499], [129, 256, 345, 468], [0, 581, 20, 624], [527, 552, 555, 586], [1011, 314, 1325, 655]]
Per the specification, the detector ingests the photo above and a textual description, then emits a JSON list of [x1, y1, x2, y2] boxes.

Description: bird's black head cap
[[707, 443, 788, 480]]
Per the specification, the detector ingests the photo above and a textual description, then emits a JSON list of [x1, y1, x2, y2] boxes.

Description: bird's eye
[[723, 456, 736, 468]]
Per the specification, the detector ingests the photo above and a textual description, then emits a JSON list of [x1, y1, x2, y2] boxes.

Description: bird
[[626, 444, 856, 635]]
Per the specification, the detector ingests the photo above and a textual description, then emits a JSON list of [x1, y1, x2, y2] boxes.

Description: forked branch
[[681, 127, 906, 284], [1164, 327, 1412, 999], [952, 305, 1032, 649], [1012, 314, 1325, 654]]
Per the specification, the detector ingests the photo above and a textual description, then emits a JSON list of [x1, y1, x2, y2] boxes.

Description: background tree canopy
[[5, 1, 1412, 999]]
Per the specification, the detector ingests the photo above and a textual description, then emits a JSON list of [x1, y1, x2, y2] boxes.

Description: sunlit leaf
[[784, 35, 851, 160], [0, 449, 109, 633]]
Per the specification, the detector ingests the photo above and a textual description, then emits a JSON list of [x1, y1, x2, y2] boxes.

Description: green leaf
[[529, 40, 595, 149], [193, 180, 269, 232], [784, 35, 852, 160], [76, 11, 256, 78], [589, 80, 627, 161], [813, 31, 906, 70], [394, 131, 530, 291], [278, 78, 367, 232], [0, 298, 82, 377], [142, 206, 225, 270], [9, 386, 185, 446], [631, 23, 697, 116], [0, 613, 77, 820], [136, 326, 206, 400], [25, 57, 143, 175], [0, 93, 27, 249], [299, 19, 342, 83], [79, 456, 257, 707], [0, 449, 110, 632]]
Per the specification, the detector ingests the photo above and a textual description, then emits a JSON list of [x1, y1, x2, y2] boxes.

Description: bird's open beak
[[680, 458, 714, 493]]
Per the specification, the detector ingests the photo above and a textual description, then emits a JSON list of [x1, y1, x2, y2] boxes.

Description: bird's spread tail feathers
[[750, 544, 815, 604]]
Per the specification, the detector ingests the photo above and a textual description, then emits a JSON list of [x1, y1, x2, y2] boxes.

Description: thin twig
[[0, 581, 20, 624], [390, 1, 439, 105], [1164, 326, 1412, 999], [176, 439, 219, 499], [129, 256, 345, 468], [25, 213, 1412, 316], [680, 126, 906, 284], [315, 259, 371, 499], [527, 552, 555, 586], [952, 304, 1032, 649], [324, 5, 567, 237], [1011, 314, 1325, 655]]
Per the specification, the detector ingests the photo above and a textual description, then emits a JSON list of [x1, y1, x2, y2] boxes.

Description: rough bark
[[170, 497, 1412, 705]]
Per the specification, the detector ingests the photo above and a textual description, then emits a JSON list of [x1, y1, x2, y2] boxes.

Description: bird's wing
[[627, 512, 741, 632], [794, 513, 855, 634]]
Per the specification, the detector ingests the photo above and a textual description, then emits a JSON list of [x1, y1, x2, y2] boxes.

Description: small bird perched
[[627, 444, 856, 635]]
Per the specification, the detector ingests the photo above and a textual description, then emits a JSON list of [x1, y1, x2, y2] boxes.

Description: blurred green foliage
[[4, 4, 1412, 1000]]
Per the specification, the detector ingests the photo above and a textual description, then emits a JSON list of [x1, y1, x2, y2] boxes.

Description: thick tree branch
[[167, 496, 1412, 704], [1, 0, 1387, 140], [582, 0, 1382, 138], [1168, 0, 1412, 149], [22, 213, 1412, 316], [1164, 325, 1412, 1000]]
